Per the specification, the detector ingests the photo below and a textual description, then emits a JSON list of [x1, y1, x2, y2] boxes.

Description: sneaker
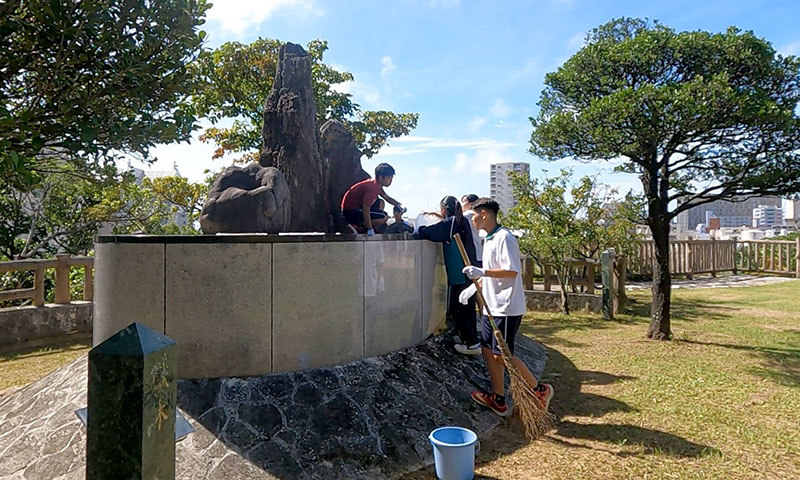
[[534, 384, 554, 411], [471, 390, 510, 417], [454, 343, 481, 356]]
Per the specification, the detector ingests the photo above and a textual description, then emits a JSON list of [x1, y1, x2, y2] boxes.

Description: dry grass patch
[[0, 339, 90, 395]]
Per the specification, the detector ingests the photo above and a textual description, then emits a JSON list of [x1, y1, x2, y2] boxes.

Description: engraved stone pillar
[[87, 322, 177, 480]]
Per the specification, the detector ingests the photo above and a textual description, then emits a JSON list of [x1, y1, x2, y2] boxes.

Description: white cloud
[[380, 56, 397, 80], [391, 135, 515, 150], [489, 98, 512, 118], [206, 0, 322, 35], [454, 147, 515, 176], [467, 116, 487, 132], [332, 78, 388, 110], [779, 41, 800, 56]]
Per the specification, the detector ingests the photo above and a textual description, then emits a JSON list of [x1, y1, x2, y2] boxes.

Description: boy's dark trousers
[[448, 283, 479, 346]]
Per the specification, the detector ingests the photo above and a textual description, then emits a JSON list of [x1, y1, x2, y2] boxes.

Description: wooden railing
[[628, 238, 800, 278], [521, 257, 599, 293], [0, 254, 94, 307]]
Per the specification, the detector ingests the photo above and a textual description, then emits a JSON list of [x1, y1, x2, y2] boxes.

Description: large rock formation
[[0, 334, 547, 479], [260, 43, 330, 232], [321, 119, 370, 232], [199, 164, 291, 234]]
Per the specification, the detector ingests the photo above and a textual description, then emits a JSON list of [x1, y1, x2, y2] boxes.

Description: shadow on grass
[[0, 336, 91, 360], [678, 339, 800, 387], [544, 347, 719, 458]]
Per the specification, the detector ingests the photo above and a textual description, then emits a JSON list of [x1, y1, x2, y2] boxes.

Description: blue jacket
[[414, 216, 478, 286]]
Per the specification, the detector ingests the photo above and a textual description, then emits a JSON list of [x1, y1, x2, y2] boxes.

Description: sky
[[139, 0, 800, 216]]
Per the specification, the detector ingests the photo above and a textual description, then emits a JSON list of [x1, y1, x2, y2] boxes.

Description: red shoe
[[534, 384, 554, 411], [471, 390, 510, 417]]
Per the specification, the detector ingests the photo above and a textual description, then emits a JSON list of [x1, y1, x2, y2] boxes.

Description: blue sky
[[142, 0, 800, 216]]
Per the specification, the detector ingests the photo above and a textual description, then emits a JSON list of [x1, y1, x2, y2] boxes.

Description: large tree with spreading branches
[[530, 18, 800, 339]]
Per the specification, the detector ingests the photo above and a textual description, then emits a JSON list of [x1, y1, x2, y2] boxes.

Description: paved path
[[626, 274, 798, 290]]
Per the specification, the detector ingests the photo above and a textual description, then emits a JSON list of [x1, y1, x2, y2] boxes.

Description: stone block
[[271, 242, 364, 372], [87, 323, 177, 480], [0, 302, 92, 347], [421, 242, 447, 339], [165, 243, 272, 378], [93, 243, 164, 346], [364, 240, 422, 357]]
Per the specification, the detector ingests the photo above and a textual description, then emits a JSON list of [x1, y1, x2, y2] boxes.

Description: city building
[[785, 199, 800, 228], [752, 204, 784, 228], [489, 162, 530, 212], [675, 196, 782, 232]]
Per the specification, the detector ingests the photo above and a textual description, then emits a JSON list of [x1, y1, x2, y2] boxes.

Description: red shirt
[[341, 179, 384, 211]]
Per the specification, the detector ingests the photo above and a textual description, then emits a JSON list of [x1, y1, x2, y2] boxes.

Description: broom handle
[[454, 233, 500, 332]]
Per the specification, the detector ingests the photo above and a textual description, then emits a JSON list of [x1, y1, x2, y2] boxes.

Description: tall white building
[[785, 199, 800, 227], [752, 204, 784, 228], [490, 162, 530, 212]]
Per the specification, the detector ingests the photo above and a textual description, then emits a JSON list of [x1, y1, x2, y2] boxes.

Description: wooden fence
[[0, 254, 94, 307], [628, 238, 800, 278]]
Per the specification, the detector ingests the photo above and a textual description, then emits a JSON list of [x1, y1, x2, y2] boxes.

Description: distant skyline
[[135, 0, 800, 216]]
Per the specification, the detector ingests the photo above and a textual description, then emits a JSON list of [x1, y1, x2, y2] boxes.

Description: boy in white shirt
[[461, 197, 554, 416]]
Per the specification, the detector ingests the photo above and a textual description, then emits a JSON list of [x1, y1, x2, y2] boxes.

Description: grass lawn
[[412, 281, 800, 479], [0, 338, 90, 395]]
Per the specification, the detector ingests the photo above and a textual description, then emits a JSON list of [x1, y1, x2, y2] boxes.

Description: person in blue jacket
[[414, 195, 481, 355]]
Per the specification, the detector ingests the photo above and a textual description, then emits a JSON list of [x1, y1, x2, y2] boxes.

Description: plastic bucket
[[429, 426, 478, 480]]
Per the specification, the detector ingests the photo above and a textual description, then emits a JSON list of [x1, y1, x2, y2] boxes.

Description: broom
[[454, 233, 554, 439]]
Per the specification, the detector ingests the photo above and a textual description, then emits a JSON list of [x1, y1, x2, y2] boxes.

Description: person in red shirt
[[341, 163, 403, 236]]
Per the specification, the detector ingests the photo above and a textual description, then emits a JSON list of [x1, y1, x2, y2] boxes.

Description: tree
[[188, 38, 419, 162], [505, 170, 638, 315], [0, 0, 210, 189], [530, 18, 800, 338]]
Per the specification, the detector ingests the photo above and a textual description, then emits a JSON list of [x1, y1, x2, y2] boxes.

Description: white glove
[[462, 266, 485, 279], [458, 283, 477, 305], [366, 229, 375, 237]]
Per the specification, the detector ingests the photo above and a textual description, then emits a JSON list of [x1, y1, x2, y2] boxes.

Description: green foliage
[[0, 0, 210, 189], [531, 17, 800, 333], [504, 169, 639, 313], [91, 175, 206, 235], [188, 38, 419, 161], [531, 18, 800, 216]]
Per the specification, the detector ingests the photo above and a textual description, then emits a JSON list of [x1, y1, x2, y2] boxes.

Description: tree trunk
[[648, 227, 672, 339], [555, 267, 570, 315], [643, 166, 673, 340]]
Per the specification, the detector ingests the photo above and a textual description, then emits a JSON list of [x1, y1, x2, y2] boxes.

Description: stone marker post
[[601, 249, 615, 321], [87, 322, 177, 480]]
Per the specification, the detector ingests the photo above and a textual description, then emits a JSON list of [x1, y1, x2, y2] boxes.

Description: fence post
[[795, 237, 800, 279], [54, 254, 71, 304], [586, 262, 595, 295], [601, 249, 615, 321], [615, 256, 627, 313], [686, 242, 694, 280], [84, 265, 94, 301], [33, 266, 46, 306], [710, 237, 717, 278], [87, 323, 177, 480], [732, 238, 738, 275]]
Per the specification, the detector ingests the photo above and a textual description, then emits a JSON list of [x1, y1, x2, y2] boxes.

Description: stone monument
[[200, 43, 371, 234], [87, 322, 177, 479]]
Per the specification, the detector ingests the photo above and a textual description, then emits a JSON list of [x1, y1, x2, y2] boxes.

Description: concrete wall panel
[[421, 242, 447, 339], [93, 243, 164, 345], [364, 240, 422, 357], [166, 243, 272, 378], [271, 242, 364, 372]]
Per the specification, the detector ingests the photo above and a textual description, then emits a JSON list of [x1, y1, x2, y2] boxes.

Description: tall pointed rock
[[260, 43, 331, 232]]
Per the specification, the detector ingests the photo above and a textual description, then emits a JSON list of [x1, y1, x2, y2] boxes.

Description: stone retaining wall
[[525, 289, 601, 313], [0, 302, 92, 348], [94, 235, 447, 379]]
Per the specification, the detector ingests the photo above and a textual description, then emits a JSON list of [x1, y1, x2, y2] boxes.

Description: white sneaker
[[455, 343, 482, 356]]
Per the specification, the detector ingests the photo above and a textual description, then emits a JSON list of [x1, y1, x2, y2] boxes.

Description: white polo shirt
[[481, 226, 526, 317]]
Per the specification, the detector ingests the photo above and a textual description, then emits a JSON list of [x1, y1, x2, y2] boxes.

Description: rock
[[320, 119, 370, 232], [0, 333, 547, 479], [260, 42, 331, 232], [200, 163, 291, 234]]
